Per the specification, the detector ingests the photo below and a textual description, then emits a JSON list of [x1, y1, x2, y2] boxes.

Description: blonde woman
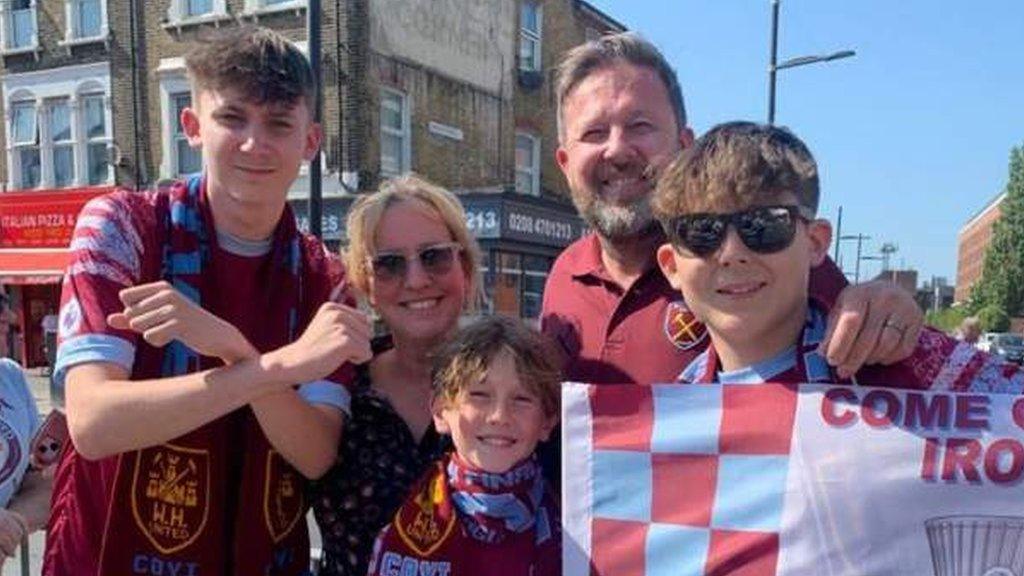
[[313, 175, 482, 576]]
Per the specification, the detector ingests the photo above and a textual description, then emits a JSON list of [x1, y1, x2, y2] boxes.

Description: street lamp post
[[767, 0, 856, 125], [838, 233, 870, 283], [307, 0, 323, 238]]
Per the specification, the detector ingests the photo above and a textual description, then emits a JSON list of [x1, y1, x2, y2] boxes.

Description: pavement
[[6, 368, 324, 576]]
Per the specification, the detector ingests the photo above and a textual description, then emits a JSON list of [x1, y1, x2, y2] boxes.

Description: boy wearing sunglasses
[[654, 121, 1023, 390]]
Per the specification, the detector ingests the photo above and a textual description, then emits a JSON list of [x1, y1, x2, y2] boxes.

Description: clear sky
[[587, 0, 1024, 286]]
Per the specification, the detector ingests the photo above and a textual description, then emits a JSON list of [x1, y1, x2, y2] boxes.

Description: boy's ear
[[656, 242, 685, 291], [807, 219, 833, 267], [538, 414, 559, 443], [180, 105, 202, 148], [303, 122, 323, 162], [430, 395, 451, 435]]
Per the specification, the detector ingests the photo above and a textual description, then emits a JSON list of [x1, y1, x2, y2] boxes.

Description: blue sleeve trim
[[297, 380, 352, 416], [54, 334, 135, 391]]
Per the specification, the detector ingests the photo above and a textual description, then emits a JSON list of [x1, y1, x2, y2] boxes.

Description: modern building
[[956, 192, 1004, 304], [0, 0, 626, 365]]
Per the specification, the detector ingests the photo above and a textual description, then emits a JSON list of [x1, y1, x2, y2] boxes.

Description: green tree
[[969, 145, 1024, 318], [978, 304, 1010, 332], [925, 306, 967, 333]]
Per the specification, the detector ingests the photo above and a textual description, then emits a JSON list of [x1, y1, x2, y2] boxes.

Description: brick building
[[1, 0, 626, 364], [956, 192, 1004, 304]]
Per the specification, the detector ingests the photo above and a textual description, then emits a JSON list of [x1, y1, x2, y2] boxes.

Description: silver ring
[[883, 319, 906, 337]]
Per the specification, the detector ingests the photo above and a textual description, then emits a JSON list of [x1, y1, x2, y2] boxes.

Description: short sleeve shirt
[[541, 233, 849, 385], [0, 359, 40, 507], [55, 189, 350, 412]]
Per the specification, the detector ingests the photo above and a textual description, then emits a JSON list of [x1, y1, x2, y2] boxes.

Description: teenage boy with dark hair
[[45, 27, 372, 576], [654, 121, 1022, 392]]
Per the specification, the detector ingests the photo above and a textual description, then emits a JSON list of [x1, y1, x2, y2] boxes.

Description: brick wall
[[956, 195, 1004, 303]]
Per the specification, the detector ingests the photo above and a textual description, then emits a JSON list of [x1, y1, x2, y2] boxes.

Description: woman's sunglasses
[[661, 205, 815, 257], [368, 242, 463, 284]]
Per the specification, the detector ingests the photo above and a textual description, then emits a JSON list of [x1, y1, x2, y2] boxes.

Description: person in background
[[956, 316, 981, 345], [0, 359, 52, 570], [0, 294, 18, 360], [40, 308, 58, 376]]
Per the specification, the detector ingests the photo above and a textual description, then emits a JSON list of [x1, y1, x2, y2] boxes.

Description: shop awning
[[0, 186, 112, 285], [0, 248, 68, 284]]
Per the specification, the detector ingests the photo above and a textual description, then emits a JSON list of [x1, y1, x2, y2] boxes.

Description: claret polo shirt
[[540, 233, 848, 386]]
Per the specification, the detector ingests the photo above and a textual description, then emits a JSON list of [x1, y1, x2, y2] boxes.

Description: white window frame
[[165, 0, 228, 26], [0, 0, 39, 54], [46, 97, 76, 187], [157, 60, 201, 179], [379, 88, 411, 178], [8, 98, 40, 189], [2, 62, 113, 190], [519, 0, 542, 72], [80, 92, 112, 185], [62, 0, 108, 45], [243, 0, 305, 17], [515, 132, 540, 196]]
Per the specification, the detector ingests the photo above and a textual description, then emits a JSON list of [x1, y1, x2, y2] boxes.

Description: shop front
[[460, 193, 584, 322], [0, 187, 112, 366]]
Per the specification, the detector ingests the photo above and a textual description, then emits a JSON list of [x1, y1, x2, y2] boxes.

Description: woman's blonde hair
[[344, 174, 483, 310]]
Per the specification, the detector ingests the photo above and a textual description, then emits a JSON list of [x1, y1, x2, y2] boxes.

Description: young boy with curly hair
[[367, 316, 562, 576]]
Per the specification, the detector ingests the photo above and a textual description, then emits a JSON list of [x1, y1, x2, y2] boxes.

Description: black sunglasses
[[368, 242, 463, 283], [662, 205, 815, 257]]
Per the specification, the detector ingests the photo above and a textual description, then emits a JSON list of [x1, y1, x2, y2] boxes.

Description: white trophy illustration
[[926, 516, 1024, 576]]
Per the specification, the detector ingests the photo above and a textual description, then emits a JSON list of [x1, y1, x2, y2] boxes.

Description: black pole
[[833, 205, 842, 264], [128, 0, 142, 187], [767, 0, 779, 125], [308, 0, 323, 238], [854, 234, 865, 284]]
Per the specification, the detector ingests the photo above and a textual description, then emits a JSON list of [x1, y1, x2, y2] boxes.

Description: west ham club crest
[[664, 300, 707, 350]]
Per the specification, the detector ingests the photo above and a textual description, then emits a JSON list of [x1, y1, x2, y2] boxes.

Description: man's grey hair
[[555, 32, 687, 142]]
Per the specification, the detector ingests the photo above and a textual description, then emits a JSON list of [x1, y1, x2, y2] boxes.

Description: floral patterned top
[[312, 340, 448, 576]]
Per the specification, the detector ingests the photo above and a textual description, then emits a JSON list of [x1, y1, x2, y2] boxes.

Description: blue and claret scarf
[[100, 176, 314, 576], [371, 452, 561, 576]]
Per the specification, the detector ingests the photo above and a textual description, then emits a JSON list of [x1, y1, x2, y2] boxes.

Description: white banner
[[562, 382, 1024, 576]]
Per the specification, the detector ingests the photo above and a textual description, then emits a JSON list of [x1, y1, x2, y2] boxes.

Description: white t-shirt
[[0, 359, 40, 507]]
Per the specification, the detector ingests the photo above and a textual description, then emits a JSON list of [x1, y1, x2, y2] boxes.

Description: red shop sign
[[0, 186, 113, 249]]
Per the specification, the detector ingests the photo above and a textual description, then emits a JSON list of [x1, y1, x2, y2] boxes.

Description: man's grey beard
[[577, 195, 656, 241]]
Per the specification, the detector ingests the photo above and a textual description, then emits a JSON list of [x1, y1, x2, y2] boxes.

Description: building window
[[519, 0, 542, 72], [3, 62, 113, 190], [171, 92, 201, 175], [66, 0, 104, 40], [243, 0, 305, 14], [82, 94, 110, 184], [380, 89, 410, 177], [9, 102, 40, 189], [1, 0, 37, 51], [47, 99, 75, 188], [515, 133, 540, 196], [166, 0, 226, 22], [187, 0, 211, 15], [522, 255, 550, 320]]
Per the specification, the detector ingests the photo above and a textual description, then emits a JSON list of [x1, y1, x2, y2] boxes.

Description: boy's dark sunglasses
[[368, 242, 463, 283], [662, 205, 816, 257]]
